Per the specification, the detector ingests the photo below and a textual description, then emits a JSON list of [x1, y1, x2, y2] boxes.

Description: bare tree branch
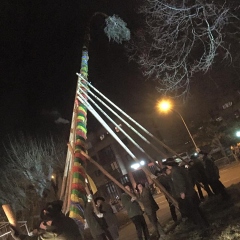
[[127, 0, 240, 97], [0, 133, 66, 215]]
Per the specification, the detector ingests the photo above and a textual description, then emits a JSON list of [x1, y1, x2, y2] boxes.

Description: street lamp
[[236, 131, 240, 137], [158, 99, 199, 151]]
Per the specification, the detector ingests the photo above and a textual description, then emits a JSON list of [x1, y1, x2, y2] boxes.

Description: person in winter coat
[[163, 158, 209, 233], [155, 168, 178, 222], [95, 197, 119, 240], [84, 201, 112, 240], [188, 155, 214, 200], [11, 200, 82, 240], [136, 182, 166, 239], [121, 182, 150, 240], [198, 151, 230, 200]]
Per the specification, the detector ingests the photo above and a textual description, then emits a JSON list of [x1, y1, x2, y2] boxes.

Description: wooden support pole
[[2, 204, 18, 228], [80, 151, 176, 207], [60, 109, 77, 200], [85, 185, 99, 214]]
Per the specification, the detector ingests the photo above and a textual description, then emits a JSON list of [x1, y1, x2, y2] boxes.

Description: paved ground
[[119, 162, 240, 240]]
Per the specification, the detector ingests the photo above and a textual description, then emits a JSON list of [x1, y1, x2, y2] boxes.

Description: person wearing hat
[[11, 200, 82, 240], [198, 151, 230, 200], [155, 168, 178, 223], [163, 158, 209, 234], [135, 182, 166, 239], [188, 155, 214, 201], [95, 196, 119, 240], [85, 199, 113, 240], [121, 182, 150, 240]]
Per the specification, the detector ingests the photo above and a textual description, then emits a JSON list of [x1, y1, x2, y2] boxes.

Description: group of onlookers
[[10, 200, 83, 240], [10, 151, 230, 240], [84, 196, 119, 240], [85, 151, 230, 240], [121, 182, 166, 240], [155, 151, 230, 237]]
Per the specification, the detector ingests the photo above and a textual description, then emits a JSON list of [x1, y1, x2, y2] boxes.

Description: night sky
[[0, 1, 145, 139], [1, 0, 240, 151]]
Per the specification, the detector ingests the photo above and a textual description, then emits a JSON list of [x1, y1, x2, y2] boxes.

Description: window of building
[[222, 102, 232, 109], [98, 146, 116, 165], [111, 161, 120, 171], [216, 116, 223, 122], [119, 175, 129, 185], [100, 134, 105, 140]]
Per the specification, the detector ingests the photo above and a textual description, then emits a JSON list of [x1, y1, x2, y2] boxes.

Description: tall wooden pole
[[63, 13, 131, 221], [68, 47, 89, 222]]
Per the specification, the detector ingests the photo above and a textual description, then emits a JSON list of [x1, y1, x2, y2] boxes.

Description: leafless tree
[[127, 0, 240, 97], [0, 134, 66, 219]]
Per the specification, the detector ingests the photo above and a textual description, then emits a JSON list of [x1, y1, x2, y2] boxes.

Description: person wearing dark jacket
[[121, 182, 150, 240], [84, 201, 111, 240], [198, 151, 230, 200], [156, 168, 178, 222], [163, 158, 209, 234], [95, 197, 119, 240], [136, 183, 166, 239], [188, 155, 214, 200], [11, 200, 82, 240]]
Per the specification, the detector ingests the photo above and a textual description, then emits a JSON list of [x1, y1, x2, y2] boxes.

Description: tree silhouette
[[127, 0, 240, 97]]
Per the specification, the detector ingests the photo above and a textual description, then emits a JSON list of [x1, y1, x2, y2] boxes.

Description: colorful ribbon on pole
[[69, 48, 88, 221]]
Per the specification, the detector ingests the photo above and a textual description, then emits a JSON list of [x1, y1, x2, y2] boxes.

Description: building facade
[[86, 113, 165, 201]]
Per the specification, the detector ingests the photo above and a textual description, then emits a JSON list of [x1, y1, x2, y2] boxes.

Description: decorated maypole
[[68, 47, 89, 221], [63, 13, 131, 223]]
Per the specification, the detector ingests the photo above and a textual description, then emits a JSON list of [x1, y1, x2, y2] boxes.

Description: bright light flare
[[158, 100, 172, 112], [236, 131, 240, 137], [131, 160, 145, 170]]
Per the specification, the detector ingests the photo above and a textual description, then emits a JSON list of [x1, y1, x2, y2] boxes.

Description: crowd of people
[[10, 200, 83, 240], [119, 151, 230, 239], [10, 151, 230, 240], [156, 151, 230, 237]]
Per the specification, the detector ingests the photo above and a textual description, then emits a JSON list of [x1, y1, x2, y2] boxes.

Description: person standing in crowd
[[121, 182, 150, 240], [84, 200, 113, 240], [198, 151, 230, 200], [135, 182, 166, 239], [11, 200, 82, 240], [155, 168, 178, 223], [163, 158, 209, 236], [95, 196, 119, 240], [188, 155, 214, 201]]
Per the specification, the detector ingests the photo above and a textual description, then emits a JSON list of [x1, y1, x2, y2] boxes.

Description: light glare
[[131, 163, 140, 170], [158, 100, 172, 112]]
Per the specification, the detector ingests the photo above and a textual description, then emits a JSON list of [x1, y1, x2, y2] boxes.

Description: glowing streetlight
[[236, 131, 240, 137], [157, 99, 199, 151], [158, 100, 172, 112]]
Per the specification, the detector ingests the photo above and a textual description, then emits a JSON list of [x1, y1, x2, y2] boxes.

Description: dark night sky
[[1, 0, 240, 152], [0, 0, 148, 139]]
